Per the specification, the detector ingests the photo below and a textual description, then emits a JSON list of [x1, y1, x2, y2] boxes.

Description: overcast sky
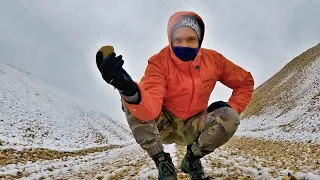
[[1, 0, 320, 124]]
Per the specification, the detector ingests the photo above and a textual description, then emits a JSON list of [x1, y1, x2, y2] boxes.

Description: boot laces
[[158, 160, 177, 177], [188, 158, 204, 178]]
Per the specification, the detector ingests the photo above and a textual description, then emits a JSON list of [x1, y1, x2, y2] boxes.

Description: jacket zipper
[[188, 66, 195, 111]]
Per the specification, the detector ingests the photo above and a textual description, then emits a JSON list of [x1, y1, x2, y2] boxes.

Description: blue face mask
[[172, 46, 199, 62]]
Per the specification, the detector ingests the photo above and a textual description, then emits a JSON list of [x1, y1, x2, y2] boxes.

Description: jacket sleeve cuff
[[121, 82, 160, 121], [120, 91, 140, 104]]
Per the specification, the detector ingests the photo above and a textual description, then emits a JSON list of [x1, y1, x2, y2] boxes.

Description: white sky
[[1, 0, 320, 124]]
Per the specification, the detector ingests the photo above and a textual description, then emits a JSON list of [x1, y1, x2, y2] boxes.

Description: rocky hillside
[[237, 43, 320, 143], [0, 63, 133, 152]]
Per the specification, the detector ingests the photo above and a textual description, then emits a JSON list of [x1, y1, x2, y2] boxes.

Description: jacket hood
[[167, 11, 205, 70]]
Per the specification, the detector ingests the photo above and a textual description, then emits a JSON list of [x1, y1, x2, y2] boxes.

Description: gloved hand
[[207, 101, 231, 113], [96, 46, 138, 96]]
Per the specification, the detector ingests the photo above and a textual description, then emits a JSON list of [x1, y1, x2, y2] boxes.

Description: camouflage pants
[[121, 100, 240, 157]]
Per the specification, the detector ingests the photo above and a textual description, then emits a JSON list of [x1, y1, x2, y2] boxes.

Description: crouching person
[[96, 10, 254, 180]]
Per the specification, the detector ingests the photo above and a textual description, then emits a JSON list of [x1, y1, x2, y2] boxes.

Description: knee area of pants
[[216, 116, 240, 133], [215, 107, 239, 122]]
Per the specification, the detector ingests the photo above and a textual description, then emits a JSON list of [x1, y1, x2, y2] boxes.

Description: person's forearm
[[120, 91, 140, 104], [121, 82, 165, 121]]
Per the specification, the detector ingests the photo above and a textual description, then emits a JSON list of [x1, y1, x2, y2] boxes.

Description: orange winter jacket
[[122, 11, 254, 121]]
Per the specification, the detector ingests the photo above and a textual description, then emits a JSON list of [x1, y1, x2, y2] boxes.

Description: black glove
[[207, 101, 231, 113], [96, 48, 138, 96]]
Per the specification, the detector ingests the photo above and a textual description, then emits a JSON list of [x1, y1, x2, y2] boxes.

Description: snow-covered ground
[[0, 63, 134, 152], [0, 144, 172, 179], [1, 140, 319, 179]]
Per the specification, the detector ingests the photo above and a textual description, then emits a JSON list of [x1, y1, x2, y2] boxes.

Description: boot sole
[[181, 166, 210, 180], [181, 168, 210, 180]]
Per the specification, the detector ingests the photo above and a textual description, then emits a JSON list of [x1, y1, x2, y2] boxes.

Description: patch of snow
[[237, 58, 320, 143]]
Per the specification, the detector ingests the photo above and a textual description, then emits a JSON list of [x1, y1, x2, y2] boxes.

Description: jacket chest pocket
[[200, 79, 215, 94]]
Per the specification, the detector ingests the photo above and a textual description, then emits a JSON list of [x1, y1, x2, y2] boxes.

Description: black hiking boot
[[152, 152, 177, 180], [181, 145, 208, 180]]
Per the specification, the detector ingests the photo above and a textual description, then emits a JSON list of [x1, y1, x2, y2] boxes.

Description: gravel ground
[[1, 137, 319, 180]]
